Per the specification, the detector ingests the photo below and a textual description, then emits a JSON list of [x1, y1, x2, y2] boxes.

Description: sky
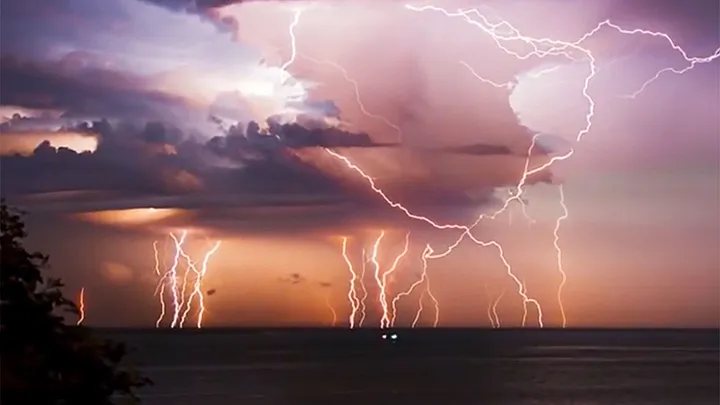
[[1, 0, 718, 328]]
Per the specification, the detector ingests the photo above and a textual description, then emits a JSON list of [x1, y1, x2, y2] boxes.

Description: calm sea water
[[105, 328, 720, 405]]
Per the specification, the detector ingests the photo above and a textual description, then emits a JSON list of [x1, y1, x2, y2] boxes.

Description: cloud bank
[[1, 0, 568, 235]]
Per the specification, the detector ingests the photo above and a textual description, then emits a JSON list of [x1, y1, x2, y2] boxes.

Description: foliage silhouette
[[0, 201, 152, 404]]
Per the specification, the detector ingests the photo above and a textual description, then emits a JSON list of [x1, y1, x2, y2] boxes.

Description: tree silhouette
[[0, 201, 152, 404]]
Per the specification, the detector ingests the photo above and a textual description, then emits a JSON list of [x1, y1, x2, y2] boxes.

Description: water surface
[[105, 328, 719, 405]]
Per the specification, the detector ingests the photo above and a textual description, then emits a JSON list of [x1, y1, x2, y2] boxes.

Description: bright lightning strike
[[326, 147, 546, 327], [410, 247, 440, 328], [554, 184, 569, 328], [357, 247, 369, 327], [279, 8, 303, 73], [341, 236, 360, 328], [277, 3, 718, 329], [484, 283, 505, 328], [76, 287, 86, 326], [340, 232, 418, 328], [390, 246, 439, 328], [153, 231, 222, 329], [371, 231, 411, 329]]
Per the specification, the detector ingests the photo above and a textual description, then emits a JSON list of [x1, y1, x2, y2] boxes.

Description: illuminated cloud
[[0, 131, 98, 156], [74, 208, 185, 228], [101, 261, 135, 285]]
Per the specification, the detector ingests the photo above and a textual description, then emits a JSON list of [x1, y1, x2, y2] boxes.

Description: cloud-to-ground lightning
[[279, 7, 547, 326], [76, 287, 86, 326], [484, 283, 505, 328], [324, 293, 338, 327], [357, 247, 370, 326], [370, 231, 412, 329], [554, 184, 569, 328], [389, 245, 439, 328], [326, 147, 547, 327], [277, 3, 719, 328], [152, 241, 167, 328], [491, 289, 505, 329], [410, 247, 440, 328], [179, 240, 222, 328], [520, 279, 530, 327], [420, 252, 441, 328], [484, 282, 495, 327], [340, 231, 419, 328], [152, 231, 222, 328], [341, 236, 361, 328]]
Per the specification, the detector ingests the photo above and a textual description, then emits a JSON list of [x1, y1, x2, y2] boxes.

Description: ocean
[[106, 328, 720, 405]]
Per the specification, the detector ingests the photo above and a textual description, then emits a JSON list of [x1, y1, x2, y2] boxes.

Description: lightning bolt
[[324, 293, 338, 327], [167, 231, 187, 328], [357, 247, 369, 327], [491, 289, 505, 329], [326, 147, 546, 327], [520, 279, 529, 327], [390, 245, 439, 328], [484, 282, 495, 327], [299, 54, 404, 143], [153, 231, 222, 328], [484, 282, 505, 328], [180, 241, 222, 328], [410, 247, 440, 328], [301, 58, 550, 327], [276, 3, 718, 329], [76, 287, 86, 326], [339, 231, 417, 328], [412, 290, 425, 327], [341, 236, 360, 328], [279, 8, 303, 73], [370, 231, 411, 329], [280, 7, 541, 327], [554, 184, 569, 328], [421, 251, 441, 328], [152, 241, 167, 328]]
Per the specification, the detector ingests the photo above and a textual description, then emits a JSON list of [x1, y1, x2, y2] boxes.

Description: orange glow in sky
[[73, 208, 184, 228], [0, 132, 98, 156]]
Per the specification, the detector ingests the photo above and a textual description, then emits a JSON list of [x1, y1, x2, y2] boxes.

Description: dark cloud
[[2, 112, 557, 236], [437, 144, 514, 156], [2, 126, 527, 235], [139, 0, 254, 11], [279, 272, 307, 285], [0, 112, 67, 133], [1, 118, 354, 200], [0, 55, 201, 123]]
